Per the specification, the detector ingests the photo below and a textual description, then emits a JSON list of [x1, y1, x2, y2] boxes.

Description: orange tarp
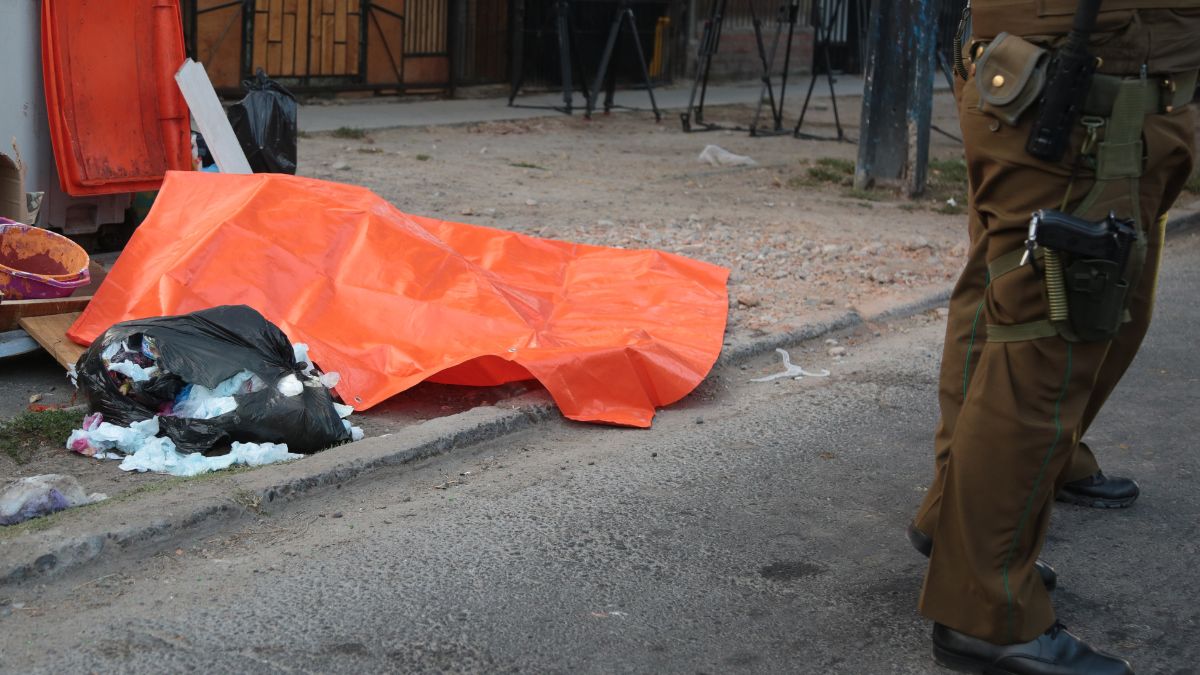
[[68, 172, 730, 427]]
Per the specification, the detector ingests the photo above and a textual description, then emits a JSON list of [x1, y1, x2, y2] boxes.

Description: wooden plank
[[366, 0, 404, 85], [268, 41, 283, 74], [334, 0, 348, 42], [253, 10, 270, 71], [175, 59, 254, 174], [322, 14, 335, 74], [269, 0, 283, 41], [19, 313, 86, 369], [0, 296, 92, 332], [346, 6, 360, 74], [282, 12, 297, 75], [310, 0, 322, 75], [334, 43, 347, 74], [295, 0, 310, 75], [195, 2, 244, 90]]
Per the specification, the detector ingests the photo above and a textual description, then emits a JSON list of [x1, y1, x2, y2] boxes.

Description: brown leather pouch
[[975, 32, 1051, 126]]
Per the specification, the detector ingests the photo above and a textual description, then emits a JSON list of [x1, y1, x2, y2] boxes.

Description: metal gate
[[182, 0, 452, 95]]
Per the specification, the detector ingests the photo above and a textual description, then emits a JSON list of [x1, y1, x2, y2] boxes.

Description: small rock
[[936, 307, 950, 318], [694, 417, 704, 425], [332, 512, 344, 518], [651, 452, 658, 458], [331, 160, 350, 171], [525, 199, 539, 206], [737, 293, 761, 307], [905, 236, 931, 250], [824, 338, 839, 346], [828, 346, 847, 357], [460, 207, 476, 216]]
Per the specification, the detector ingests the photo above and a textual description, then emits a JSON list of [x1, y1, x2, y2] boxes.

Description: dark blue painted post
[[854, 0, 939, 197]]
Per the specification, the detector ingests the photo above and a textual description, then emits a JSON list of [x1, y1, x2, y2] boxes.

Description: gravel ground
[[297, 93, 973, 338]]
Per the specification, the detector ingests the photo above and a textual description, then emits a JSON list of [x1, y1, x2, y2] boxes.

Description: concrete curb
[[4, 201, 1195, 586], [0, 285, 953, 588]]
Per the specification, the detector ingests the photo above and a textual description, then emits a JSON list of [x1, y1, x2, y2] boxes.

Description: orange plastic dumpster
[[41, 0, 192, 196], [68, 172, 730, 428]]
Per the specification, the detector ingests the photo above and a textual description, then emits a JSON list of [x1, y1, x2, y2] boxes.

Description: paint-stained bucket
[[0, 218, 91, 300]]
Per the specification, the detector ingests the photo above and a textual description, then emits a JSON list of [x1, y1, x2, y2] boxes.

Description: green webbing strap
[[987, 247, 1044, 281], [1074, 78, 1147, 218], [1095, 79, 1146, 181], [1084, 69, 1199, 117], [986, 319, 1059, 342]]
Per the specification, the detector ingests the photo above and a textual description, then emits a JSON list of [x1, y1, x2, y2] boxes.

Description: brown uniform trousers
[[913, 7, 1199, 644]]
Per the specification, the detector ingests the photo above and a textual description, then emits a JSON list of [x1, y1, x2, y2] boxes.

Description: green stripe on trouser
[[1002, 343, 1072, 640]]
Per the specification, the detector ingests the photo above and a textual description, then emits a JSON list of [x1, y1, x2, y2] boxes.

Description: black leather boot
[[1056, 471, 1140, 508], [932, 622, 1133, 674], [907, 523, 1058, 591]]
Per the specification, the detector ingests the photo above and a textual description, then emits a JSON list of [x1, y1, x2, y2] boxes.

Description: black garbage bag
[[227, 69, 298, 175], [75, 305, 349, 454]]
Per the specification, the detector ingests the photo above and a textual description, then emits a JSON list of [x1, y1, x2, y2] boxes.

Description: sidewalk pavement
[[299, 75, 876, 133]]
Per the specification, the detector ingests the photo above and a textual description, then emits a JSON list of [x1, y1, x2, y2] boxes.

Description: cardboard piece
[[175, 59, 252, 174], [19, 312, 86, 368], [0, 144, 30, 223]]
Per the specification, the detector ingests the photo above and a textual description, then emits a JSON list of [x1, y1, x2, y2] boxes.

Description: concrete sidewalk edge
[[4, 201, 1196, 586]]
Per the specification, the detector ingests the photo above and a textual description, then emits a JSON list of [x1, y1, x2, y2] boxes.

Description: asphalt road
[[2, 231, 1197, 674]]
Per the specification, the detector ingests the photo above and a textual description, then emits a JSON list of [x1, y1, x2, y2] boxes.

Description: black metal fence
[[511, 0, 677, 91]]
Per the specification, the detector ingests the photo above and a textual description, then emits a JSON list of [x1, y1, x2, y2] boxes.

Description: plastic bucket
[[0, 218, 91, 300]]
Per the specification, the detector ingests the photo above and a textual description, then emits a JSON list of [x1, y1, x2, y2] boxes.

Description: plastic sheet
[[68, 172, 730, 427], [0, 475, 107, 526]]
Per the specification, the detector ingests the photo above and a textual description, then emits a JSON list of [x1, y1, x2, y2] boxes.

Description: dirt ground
[[298, 93, 972, 337]]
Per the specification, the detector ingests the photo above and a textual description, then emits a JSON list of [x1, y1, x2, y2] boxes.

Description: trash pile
[[0, 474, 106, 526], [66, 305, 362, 477]]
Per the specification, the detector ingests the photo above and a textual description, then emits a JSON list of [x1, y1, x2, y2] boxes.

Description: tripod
[[585, 0, 662, 120], [681, 0, 782, 131], [749, 0, 802, 136], [508, 0, 592, 115], [792, 0, 851, 142]]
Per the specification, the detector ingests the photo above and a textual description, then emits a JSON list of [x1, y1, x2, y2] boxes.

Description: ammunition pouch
[[1059, 257, 1129, 342], [976, 33, 1051, 126]]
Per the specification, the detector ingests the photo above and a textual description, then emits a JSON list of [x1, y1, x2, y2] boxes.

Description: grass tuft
[[0, 410, 80, 465], [332, 126, 367, 140]]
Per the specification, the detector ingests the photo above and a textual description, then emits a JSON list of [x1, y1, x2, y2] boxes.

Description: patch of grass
[[332, 126, 367, 139], [297, 129, 312, 139], [415, 154, 431, 161], [232, 488, 264, 513], [789, 157, 856, 188], [0, 410, 80, 465], [357, 146, 384, 155], [814, 157, 855, 173], [925, 157, 969, 208], [510, 161, 547, 171]]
